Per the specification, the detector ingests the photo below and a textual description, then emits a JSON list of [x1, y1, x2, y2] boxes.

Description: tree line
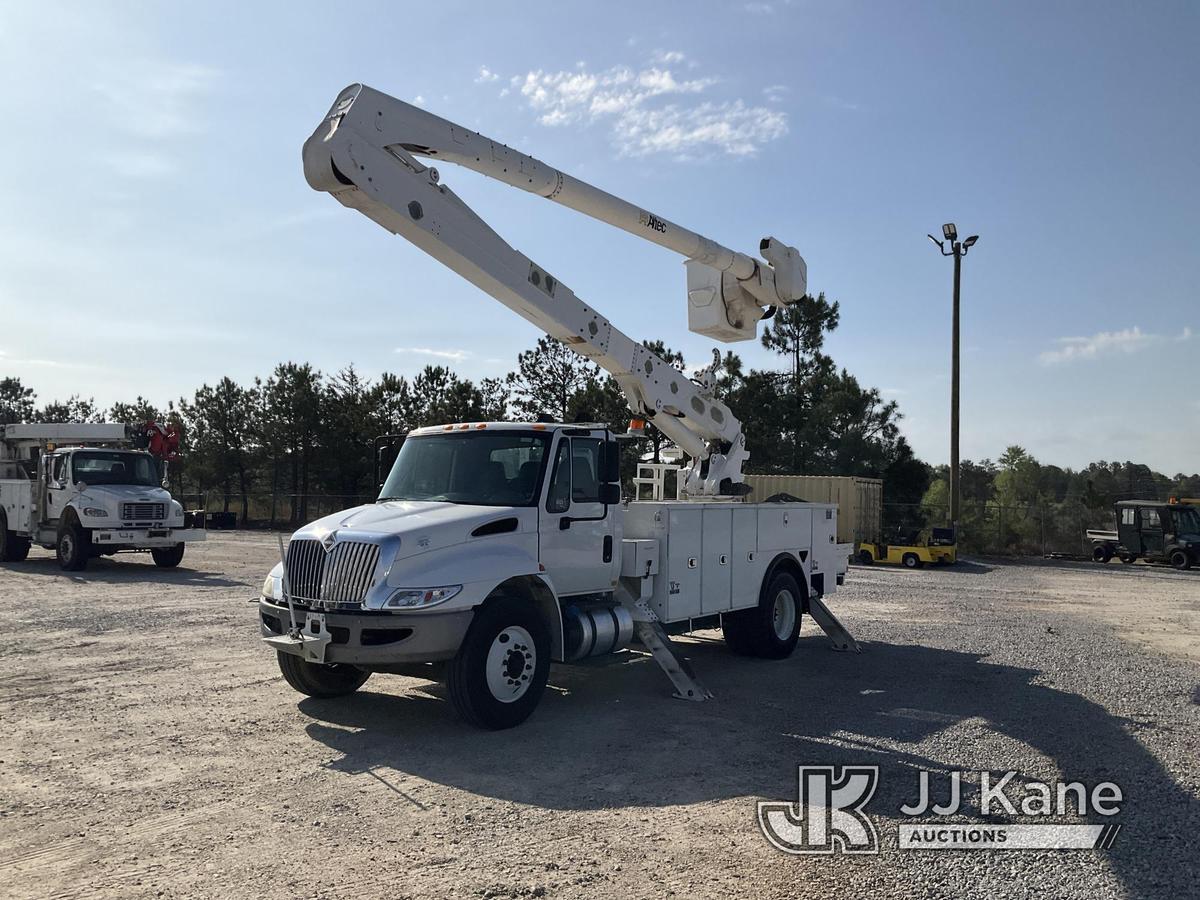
[[3, 294, 1194, 533]]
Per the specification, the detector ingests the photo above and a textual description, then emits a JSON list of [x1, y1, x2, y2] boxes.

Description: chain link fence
[[182, 491, 1118, 558], [884, 501, 1117, 558]]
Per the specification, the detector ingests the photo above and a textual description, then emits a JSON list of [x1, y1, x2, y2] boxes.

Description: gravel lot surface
[[2, 533, 1198, 899]]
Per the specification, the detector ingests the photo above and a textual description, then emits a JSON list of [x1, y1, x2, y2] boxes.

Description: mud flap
[[807, 594, 861, 653]]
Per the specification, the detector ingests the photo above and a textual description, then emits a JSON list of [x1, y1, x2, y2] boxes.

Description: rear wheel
[[902, 552, 922, 569], [1092, 546, 1113, 564], [56, 523, 88, 571], [276, 651, 370, 698], [447, 595, 551, 730], [1169, 549, 1192, 571], [722, 570, 803, 659], [857, 548, 874, 565], [1119, 553, 1136, 565], [151, 543, 185, 568], [0, 513, 31, 563]]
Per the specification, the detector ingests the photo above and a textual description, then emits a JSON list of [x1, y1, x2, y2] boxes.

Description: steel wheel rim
[[485, 625, 536, 703], [772, 590, 796, 640], [61, 533, 74, 559]]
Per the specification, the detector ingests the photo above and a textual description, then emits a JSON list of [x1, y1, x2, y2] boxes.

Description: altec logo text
[[639, 211, 667, 233], [758, 766, 1123, 854]]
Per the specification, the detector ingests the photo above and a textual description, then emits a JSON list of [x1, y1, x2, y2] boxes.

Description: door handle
[[603, 535, 613, 563]]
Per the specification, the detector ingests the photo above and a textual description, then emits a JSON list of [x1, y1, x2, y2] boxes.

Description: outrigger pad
[[807, 595, 861, 653]]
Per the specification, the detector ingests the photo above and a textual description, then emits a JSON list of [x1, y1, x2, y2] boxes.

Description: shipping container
[[742, 475, 882, 545]]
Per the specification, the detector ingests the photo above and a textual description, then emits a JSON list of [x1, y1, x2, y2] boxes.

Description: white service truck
[[257, 84, 857, 729], [0, 423, 204, 570]]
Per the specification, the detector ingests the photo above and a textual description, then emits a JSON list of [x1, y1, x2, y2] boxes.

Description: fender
[[762, 551, 810, 612]]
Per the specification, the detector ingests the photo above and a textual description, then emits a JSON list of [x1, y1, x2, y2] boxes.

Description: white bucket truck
[[257, 85, 857, 729], [0, 423, 204, 570]]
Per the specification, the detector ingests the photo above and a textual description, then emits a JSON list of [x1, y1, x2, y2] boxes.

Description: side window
[[545, 440, 571, 514], [50, 456, 66, 485], [1142, 509, 1161, 529], [571, 438, 602, 504], [1120, 507, 1135, 526]]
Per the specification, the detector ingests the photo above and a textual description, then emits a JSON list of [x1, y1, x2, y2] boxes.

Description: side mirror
[[600, 483, 621, 505]]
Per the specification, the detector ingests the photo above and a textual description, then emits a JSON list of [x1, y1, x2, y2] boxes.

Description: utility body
[[258, 85, 857, 729], [0, 423, 203, 570], [1088, 499, 1200, 570]]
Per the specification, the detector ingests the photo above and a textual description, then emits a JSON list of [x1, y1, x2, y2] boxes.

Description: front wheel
[[1169, 549, 1192, 571], [902, 552, 922, 569], [1119, 553, 1136, 565], [277, 651, 370, 698], [722, 570, 803, 659], [151, 543, 185, 568], [57, 524, 89, 571], [447, 595, 551, 730], [857, 548, 874, 565]]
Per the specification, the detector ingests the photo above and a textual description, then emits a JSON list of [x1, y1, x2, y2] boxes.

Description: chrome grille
[[122, 502, 165, 521], [285, 538, 379, 607]]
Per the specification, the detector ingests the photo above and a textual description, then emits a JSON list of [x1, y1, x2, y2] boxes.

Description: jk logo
[[757, 766, 880, 854]]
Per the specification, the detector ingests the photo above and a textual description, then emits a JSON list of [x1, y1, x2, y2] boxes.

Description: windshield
[[1173, 507, 1200, 534], [71, 451, 162, 487], [379, 431, 551, 506]]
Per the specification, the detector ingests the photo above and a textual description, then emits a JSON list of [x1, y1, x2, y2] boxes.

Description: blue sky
[[1, 1, 1197, 473]]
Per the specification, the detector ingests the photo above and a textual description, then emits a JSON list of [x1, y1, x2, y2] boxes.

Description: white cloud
[[1039, 325, 1193, 365], [651, 49, 686, 65], [744, 2, 774, 13], [475, 66, 499, 84], [763, 84, 789, 103], [512, 62, 786, 158], [395, 346, 472, 362], [91, 60, 219, 140]]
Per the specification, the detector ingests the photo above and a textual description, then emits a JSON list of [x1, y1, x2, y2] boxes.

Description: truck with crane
[[0, 422, 204, 570], [257, 84, 857, 729]]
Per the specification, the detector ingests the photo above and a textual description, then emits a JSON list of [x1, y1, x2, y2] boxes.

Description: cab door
[[1140, 507, 1165, 557], [538, 433, 618, 596], [43, 453, 72, 525]]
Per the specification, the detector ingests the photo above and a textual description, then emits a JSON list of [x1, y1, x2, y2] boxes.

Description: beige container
[[742, 475, 883, 545]]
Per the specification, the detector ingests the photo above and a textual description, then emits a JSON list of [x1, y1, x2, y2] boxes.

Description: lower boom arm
[[302, 84, 806, 497]]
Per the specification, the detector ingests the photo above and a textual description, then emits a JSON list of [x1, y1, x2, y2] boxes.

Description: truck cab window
[[1121, 507, 1135, 526], [571, 438, 602, 504], [546, 440, 571, 514], [1142, 509, 1161, 529]]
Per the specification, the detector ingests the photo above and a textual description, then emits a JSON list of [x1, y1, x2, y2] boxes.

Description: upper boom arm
[[302, 83, 808, 496]]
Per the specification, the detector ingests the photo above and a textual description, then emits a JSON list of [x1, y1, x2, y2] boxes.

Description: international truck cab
[[0, 423, 204, 570]]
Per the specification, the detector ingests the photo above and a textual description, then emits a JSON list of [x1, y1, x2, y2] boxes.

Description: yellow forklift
[[857, 527, 957, 568]]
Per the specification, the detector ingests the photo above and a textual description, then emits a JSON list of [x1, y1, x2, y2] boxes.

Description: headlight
[[82, 507, 109, 518], [261, 573, 278, 600], [384, 585, 462, 609]]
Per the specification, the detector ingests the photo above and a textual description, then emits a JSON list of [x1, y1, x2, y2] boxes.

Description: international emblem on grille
[[321, 530, 337, 552]]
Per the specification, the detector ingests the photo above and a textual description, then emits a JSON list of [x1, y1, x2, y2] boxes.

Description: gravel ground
[[1, 533, 1198, 899]]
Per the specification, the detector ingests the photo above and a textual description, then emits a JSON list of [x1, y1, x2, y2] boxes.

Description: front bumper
[[89, 527, 206, 546], [258, 598, 473, 666]]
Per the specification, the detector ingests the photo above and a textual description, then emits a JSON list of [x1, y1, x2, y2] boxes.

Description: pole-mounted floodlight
[[928, 223, 980, 536]]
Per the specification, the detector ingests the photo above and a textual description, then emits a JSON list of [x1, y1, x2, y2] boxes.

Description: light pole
[[927, 224, 978, 532]]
